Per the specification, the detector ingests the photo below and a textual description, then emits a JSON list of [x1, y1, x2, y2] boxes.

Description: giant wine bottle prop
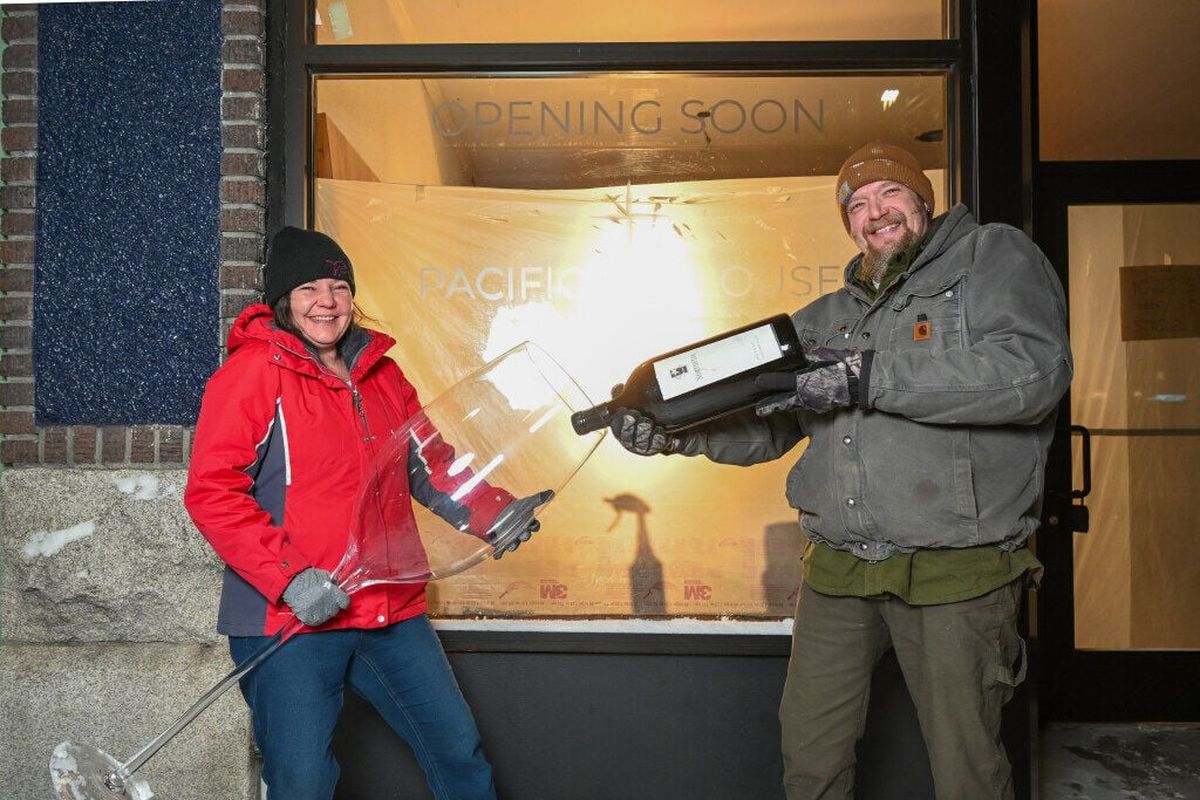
[[49, 342, 603, 800], [571, 314, 807, 435]]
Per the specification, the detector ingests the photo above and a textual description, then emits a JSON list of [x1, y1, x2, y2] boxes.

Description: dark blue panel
[[35, 0, 222, 425]]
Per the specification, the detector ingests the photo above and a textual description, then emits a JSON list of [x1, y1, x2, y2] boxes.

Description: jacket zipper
[[350, 383, 372, 438], [276, 341, 373, 438]]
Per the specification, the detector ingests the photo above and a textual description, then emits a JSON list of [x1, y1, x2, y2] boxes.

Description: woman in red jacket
[[185, 226, 534, 800]]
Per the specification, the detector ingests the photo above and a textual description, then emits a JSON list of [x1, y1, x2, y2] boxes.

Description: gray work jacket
[[680, 204, 1073, 560]]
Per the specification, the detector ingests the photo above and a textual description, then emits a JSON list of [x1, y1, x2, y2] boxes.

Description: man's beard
[[857, 215, 921, 286]]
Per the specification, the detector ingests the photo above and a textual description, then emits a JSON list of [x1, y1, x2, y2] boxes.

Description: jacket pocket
[[888, 275, 965, 354], [798, 316, 861, 350], [969, 424, 1044, 538], [857, 416, 979, 547]]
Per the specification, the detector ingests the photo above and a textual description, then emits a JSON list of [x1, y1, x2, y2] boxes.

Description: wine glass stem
[[104, 617, 301, 788]]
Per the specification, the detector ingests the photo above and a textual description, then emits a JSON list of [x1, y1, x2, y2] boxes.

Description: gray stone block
[[0, 642, 256, 800], [1, 469, 224, 644]]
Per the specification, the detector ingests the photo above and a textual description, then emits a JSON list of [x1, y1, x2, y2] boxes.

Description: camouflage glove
[[754, 347, 871, 415], [488, 489, 554, 559], [282, 567, 350, 627], [610, 407, 683, 456]]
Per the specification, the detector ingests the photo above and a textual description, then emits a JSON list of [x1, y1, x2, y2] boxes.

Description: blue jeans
[[230, 615, 496, 800]]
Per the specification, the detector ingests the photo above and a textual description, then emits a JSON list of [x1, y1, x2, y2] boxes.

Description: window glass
[[1068, 204, 1200, 650], [1039, 0, 1200, 160], [313, 0, 951, 44], [313, 73, 949, 619]]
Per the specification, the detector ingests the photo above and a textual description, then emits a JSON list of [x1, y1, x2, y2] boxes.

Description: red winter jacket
[[184, 304, 512, 636]]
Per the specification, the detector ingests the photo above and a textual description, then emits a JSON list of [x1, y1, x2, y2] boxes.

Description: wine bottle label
[[652, 323, 784, 400]]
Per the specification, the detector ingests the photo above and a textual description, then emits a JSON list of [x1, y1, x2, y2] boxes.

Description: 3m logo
[[540, 580, 568, 600], [683, 581, 712, 601]]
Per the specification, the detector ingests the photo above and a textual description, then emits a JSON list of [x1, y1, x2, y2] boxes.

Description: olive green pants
[[779, 581, 1026, 800]]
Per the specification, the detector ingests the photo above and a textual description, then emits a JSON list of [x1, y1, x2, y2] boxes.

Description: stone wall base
[[1, 642, 256, 800]]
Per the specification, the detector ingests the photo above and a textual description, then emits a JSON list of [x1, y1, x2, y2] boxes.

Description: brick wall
[[0, 7, 37, 466], [0, 0, 268, 467]]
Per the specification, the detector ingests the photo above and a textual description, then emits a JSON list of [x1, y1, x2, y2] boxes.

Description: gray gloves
[[488, 489, 554, 559], [611, 407, 684, 456], [755, 347, 871, 415], [282, 567, 351, 627], [607, 381, 684, 457]]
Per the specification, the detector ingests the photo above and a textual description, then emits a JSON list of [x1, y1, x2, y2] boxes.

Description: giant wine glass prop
[[49, 342, 604, 800]]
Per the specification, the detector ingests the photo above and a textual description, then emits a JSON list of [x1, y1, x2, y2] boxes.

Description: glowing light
[[562, 203, 705, 396], [881, 89, 899, 110], [481, 303, 574, 411], [479, 186, 706, 409]]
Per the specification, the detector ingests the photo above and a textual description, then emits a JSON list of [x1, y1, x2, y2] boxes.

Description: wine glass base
[[50, 742, 154, 800]]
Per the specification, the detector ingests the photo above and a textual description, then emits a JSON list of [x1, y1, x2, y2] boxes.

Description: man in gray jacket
[[611, 141, 1073, 800]]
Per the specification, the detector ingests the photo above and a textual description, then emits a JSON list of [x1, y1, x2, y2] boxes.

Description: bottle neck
[[570, 402, 614, 435]]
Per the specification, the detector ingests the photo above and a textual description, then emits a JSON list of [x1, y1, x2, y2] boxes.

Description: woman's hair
[[271, 293, 369, 349]]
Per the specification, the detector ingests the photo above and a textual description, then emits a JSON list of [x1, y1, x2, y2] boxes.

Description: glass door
[[1035, 166, 1200, 721], [1067, 204, 1200, 653]]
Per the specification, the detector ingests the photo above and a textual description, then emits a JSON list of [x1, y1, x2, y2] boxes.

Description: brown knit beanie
[[835, 142, 935, 232]]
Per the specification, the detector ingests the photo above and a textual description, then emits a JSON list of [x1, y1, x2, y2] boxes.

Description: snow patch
[[114, 473, 171, 500], [23, 520, 97, 558], [49, 742, 78, 772]]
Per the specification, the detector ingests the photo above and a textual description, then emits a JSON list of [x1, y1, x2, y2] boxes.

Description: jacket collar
[[910, 203, 976, 270], [841, 204, 976, 303], [228, 303, 396, 380]]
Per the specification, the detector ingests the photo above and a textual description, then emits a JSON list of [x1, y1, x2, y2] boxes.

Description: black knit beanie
[[263, 226, 356, 307]]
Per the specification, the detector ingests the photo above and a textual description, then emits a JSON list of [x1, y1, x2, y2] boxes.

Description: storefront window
[[311, 72, 949, 619], [313, 1, 952, 45]]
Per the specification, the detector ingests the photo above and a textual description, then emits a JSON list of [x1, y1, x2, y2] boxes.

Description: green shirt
[[802, 540, 1043, 605]]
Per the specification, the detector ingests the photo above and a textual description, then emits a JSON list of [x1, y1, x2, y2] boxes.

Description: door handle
[[1069, 424, 1091, 501], [1049, 424, 1091, 532]]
